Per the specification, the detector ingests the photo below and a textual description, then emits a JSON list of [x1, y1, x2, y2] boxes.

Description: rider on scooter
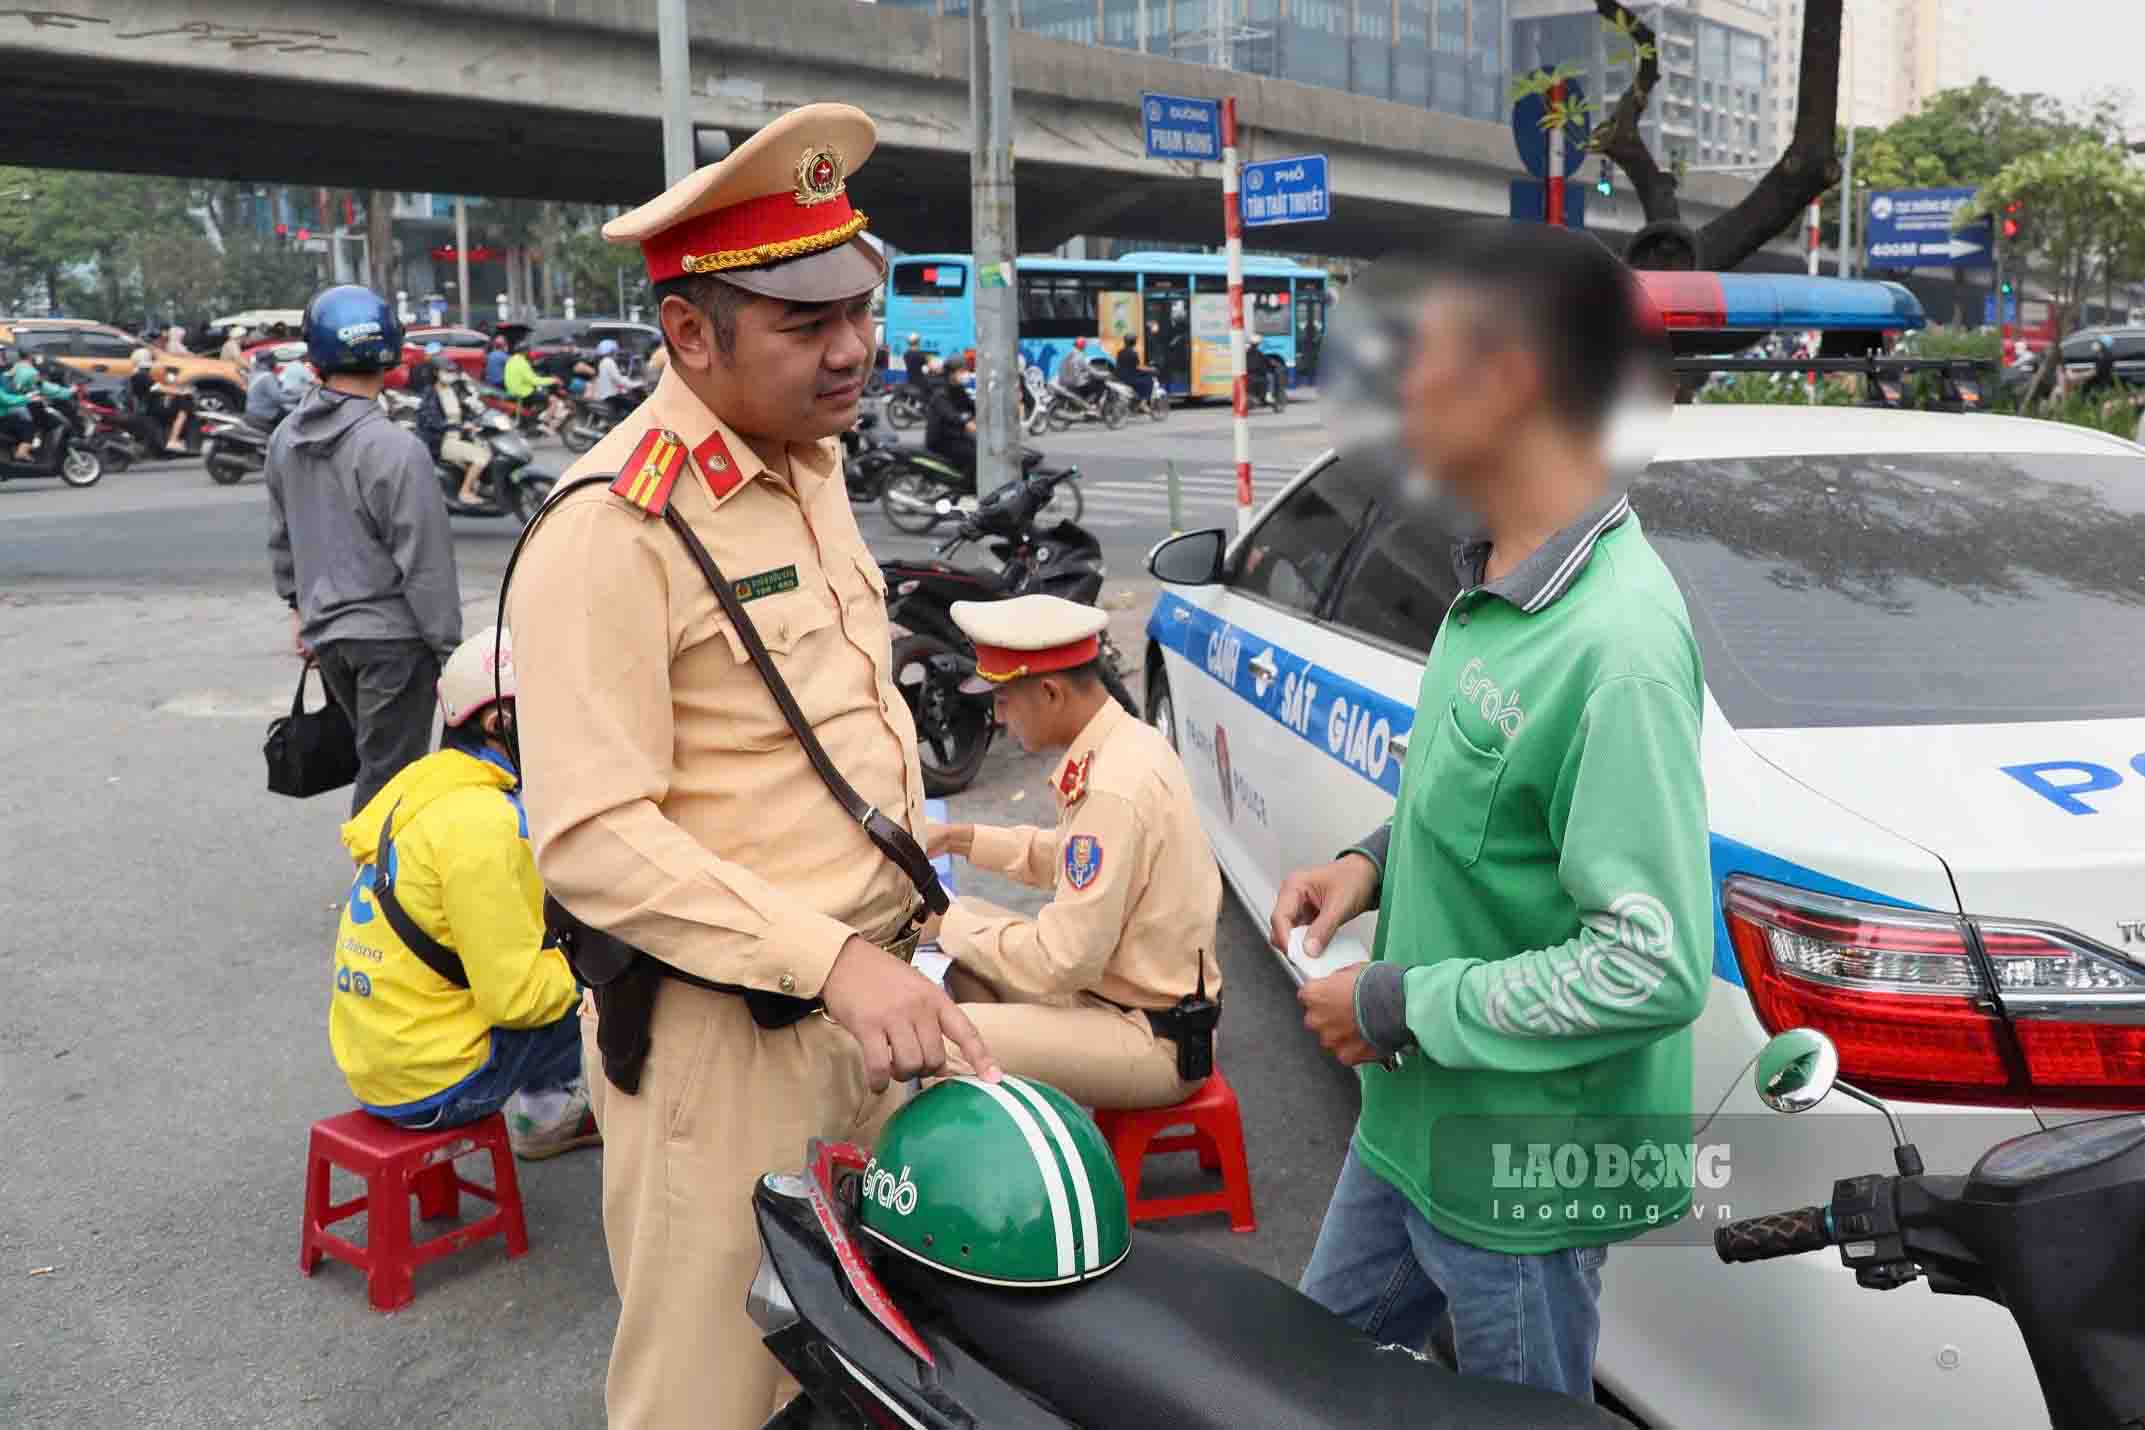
[[1053, 337, 1106, 414], [924, 355, 979, 492], [0, 351, 38, 462]]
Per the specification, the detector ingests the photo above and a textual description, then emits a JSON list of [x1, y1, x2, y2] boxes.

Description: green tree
[[1964, 140, 2145, 336]]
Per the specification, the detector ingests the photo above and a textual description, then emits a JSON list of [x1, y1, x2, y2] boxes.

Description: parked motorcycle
[[1716, 1027, 2145, 1430], [880, 445, 1083, 536], [0, 391, 102, 488], [197, 410, 269, 485], [747, 1141, 1618, 1430], [880, 465, 1115, 795], [841, 407, 900, 504]]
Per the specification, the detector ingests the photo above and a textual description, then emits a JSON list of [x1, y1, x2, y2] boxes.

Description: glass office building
[[890, 0, 1511, 125]]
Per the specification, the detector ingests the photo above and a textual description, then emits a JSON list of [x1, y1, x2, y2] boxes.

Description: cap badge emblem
[[795, 147, 845, 207]]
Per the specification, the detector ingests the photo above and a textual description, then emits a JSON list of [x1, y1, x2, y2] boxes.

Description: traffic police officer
[[506, 103, 997, 1429], [928, 594, 1224, 1109]]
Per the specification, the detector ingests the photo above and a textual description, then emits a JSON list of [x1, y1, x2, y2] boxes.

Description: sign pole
[[1224, 96, 1251, 536], [1806, 200, 1820, 276], [1546, 79, 1566, 228], [970, 0, 1020, 497]]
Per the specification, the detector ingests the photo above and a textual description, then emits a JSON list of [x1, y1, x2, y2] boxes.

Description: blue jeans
[[363, 1013, 584, 1131], [1299, 1147, 1606, 1401]]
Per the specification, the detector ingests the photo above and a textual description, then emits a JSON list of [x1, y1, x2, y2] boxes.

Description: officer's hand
[[923, 820, 972, 859], [1269, 854, 1379, 960], [1299, 963, 1380, 1067], [823, 934, 999, 1092]]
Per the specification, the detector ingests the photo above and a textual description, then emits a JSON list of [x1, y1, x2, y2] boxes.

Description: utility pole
[[970, 0, 1020, 495], [1840, 120, 1858, 278], [453, 195, 471, 330], [657, 0, 693, 185]]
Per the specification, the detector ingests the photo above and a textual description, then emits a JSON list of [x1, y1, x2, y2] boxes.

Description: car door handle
[[1388, 733, 1410, 759], [1247, 650, 1278, 680], [1171, 606, 1191, 622]]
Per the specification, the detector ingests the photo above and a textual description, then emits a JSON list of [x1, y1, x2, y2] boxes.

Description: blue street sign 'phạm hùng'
[[1241, 155, 1330, 227], [1143, 93, 1221, 162], [1864, 187, 1992, 269]]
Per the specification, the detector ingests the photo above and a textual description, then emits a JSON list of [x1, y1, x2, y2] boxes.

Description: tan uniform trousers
[[941, 966, 1197, 1111], [581, 983, 898, 1429]]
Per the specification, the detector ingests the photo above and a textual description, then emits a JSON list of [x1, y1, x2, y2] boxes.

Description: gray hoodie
[[267, 385, 461, 658]]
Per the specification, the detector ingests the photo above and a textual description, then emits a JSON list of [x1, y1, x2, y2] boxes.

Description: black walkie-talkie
[[1164, 953, 1220, 1082]]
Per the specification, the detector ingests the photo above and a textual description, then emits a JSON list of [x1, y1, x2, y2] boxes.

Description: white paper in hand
[[1286, 926, 1371, 983]]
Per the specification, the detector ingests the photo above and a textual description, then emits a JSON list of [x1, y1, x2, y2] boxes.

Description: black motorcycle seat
[[899, 1231, 1623, 1430]]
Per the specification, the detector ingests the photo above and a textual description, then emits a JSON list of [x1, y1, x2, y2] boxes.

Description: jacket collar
[[1049, 697, 1125, 809], [644, 365, 838, 512], [1453, 492, 1632, 615]]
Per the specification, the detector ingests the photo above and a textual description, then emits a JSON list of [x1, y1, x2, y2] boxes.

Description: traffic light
[[1595, 161, 1615, 198], [296, 227, 311, 242], [2000, 277, 2014, 296], [2001, 202, 2025, 243], [274, 222, 288, 239]]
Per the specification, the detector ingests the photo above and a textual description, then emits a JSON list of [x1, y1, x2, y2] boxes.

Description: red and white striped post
[[1222, 96, 1252, 535], [1545, 79, 1566, 228], [1805, 200, 1821, 276]]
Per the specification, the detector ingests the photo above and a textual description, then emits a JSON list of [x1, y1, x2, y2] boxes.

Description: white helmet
[[438, 626, 516, 727]]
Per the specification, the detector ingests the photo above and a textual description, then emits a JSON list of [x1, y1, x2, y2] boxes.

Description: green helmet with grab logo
[[857, 1075, 1131, 1287]]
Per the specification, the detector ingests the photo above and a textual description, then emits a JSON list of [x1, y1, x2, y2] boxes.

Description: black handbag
[[263, 661, 359, 798]]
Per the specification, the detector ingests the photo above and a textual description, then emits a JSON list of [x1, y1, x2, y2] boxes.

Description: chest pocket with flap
[[1412, 700, 1507, 870]]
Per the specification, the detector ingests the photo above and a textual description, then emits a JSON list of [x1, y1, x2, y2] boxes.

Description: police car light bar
[[1636, 272, 1926, 333]]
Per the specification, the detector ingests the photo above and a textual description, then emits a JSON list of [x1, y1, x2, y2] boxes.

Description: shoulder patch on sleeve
[[1063, 832, 1104, 890], [692, 429, 743, 501], [610, 429, 688, 516]]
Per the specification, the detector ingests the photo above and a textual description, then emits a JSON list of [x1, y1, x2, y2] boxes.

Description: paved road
[[1, 404, 1360, 1427]]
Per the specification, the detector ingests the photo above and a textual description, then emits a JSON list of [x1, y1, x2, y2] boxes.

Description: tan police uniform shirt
[[507, 365, 927, 995], [940, 698, 1223, 1009]]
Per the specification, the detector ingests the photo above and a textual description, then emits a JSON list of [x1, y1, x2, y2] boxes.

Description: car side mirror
[[1147, 528, 1226, 586]]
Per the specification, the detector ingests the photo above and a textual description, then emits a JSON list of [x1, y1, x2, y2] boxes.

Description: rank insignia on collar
[[1057, 752, 1093, 806], [610, 429, 687, 517], [693, 429, 743, 500]]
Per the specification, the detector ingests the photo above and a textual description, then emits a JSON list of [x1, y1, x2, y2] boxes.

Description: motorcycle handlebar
[[1714, 1205, 1833, 1264]]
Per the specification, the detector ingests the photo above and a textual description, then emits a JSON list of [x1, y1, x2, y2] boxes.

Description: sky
[[1967, 1, 2145, 118]]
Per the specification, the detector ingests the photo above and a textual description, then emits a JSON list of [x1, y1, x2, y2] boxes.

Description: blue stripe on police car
[[1149, 592, 1416, 796]]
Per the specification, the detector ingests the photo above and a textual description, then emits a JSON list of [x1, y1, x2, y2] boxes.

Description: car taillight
[[1724, 877, 2145, 1109]]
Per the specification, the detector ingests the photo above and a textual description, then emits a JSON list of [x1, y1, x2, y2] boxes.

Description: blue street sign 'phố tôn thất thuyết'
[[1143, 93, 1221, 162], [1864, 187, 1993, 269], [1241, 155, 1330, 228]]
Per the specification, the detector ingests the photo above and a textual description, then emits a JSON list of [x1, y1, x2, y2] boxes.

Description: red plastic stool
[[1092, 1072, 1256, 1233], [299, 1109, 528, 1312]]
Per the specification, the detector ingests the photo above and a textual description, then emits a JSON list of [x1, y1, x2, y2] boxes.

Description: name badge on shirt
[[732, 565, 800, 604]]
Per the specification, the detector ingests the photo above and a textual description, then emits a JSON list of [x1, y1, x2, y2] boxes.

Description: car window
[[77, 331, 138, 359], [2060, 338, 2097, 363], [1228, 456, 1381, 616], [12, 329, 66, 356], [1331, 503, 1462, 655], [1640, 450, 2145, 726], [2112, 334, 2145, 360]]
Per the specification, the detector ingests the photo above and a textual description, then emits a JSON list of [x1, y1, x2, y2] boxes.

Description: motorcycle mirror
[[1753, 1028, 1839, 1114], [1146, 528, 1227, 586]]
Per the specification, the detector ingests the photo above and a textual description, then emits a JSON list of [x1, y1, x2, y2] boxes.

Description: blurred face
[[990, 676, 1050, 753], [1398, 286, 1541, 491], [666, 288, 874, 443]]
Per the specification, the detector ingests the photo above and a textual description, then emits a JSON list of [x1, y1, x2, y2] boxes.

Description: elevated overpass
[[1, 0, 1795, 260]]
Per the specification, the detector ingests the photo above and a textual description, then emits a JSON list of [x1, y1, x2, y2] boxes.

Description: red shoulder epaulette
[[610, 429, 688, 517]]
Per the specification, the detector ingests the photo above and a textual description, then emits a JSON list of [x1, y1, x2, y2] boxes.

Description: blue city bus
[[883, 252, 1328, 399]]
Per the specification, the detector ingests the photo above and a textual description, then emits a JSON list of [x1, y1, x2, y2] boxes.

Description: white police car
[[1142, 274, 2145, 1429]]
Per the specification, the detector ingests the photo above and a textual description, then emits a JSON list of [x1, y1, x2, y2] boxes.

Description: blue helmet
[[302, 285, 405, 375], [596, 338, 619, 357]]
